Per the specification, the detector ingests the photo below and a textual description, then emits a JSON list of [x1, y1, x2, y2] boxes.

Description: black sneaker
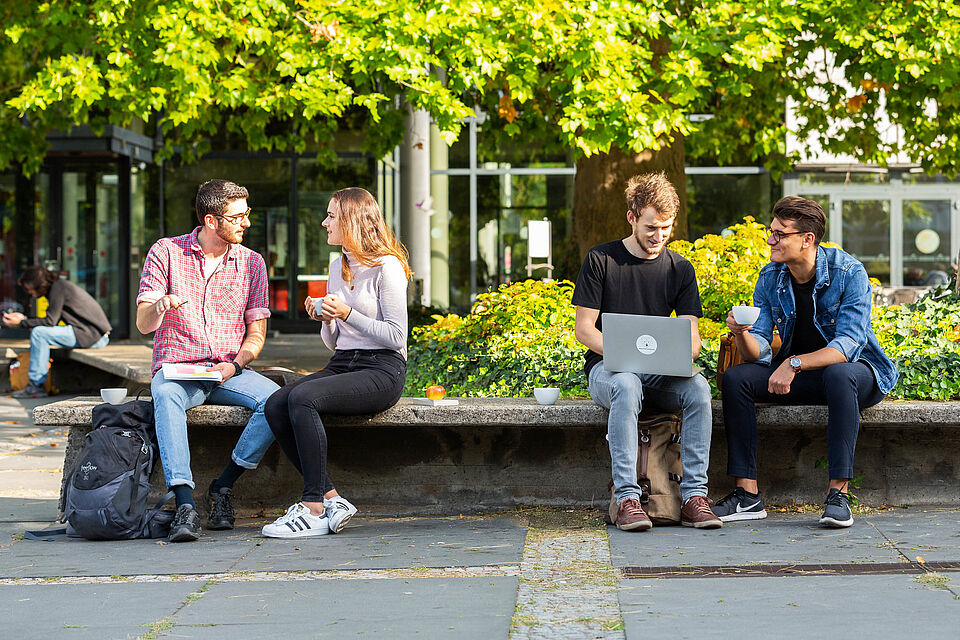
[[207, 487, 235, 530], [168, 504, 202, 542], [820, 488, 854, 528], [711, 487, 767, 522]]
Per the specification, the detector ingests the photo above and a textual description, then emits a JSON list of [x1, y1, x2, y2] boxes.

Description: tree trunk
[[570, 136, 687, 262]]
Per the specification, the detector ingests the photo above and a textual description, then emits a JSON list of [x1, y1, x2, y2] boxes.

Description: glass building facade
[[4, 123, 960, 340]]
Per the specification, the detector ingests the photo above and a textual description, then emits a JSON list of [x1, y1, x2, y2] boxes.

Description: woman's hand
[[320, 294, 352, 322], [304, 296, 322, 322]]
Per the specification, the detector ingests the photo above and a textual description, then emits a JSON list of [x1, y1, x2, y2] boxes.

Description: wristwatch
[[789, 356, 802, 373], [231, 361, 243, 377]]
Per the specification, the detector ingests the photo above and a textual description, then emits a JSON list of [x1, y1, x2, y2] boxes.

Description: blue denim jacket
[[748, 245, 899, 394]]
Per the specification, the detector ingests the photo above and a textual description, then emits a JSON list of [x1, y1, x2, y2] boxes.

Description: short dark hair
[[18, 265, 58, 297], [194, 179, 249, 224], [624, 172, 679, 221], [772, 196, 826, 244]]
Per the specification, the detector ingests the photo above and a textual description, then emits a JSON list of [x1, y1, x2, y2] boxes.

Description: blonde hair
[[625, 172, 679, 221], [332, 187, 413, 283]]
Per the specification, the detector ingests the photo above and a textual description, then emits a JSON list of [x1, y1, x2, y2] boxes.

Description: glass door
[[841, 200, 891, 285], [902, 200, 952, 286], [61, 168, 123, 327]]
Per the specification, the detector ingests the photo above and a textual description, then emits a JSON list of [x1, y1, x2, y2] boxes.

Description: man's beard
[[216, 221, 242, 245], [634, 230, 669, 256]]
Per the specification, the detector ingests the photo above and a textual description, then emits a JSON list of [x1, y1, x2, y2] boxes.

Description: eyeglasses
[[215, 208, 252, 224], [767, 227, 807, 244]]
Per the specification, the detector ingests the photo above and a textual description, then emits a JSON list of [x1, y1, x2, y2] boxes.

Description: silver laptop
[[601, 313, 701, 377]]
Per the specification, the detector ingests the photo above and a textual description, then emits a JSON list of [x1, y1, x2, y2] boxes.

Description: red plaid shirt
[[137, 227, 271, 374]]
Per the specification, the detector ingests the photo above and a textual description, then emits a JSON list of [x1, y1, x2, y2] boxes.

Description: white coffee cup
[[100, 388, 127, 405], [732, 305, 761, 326], [313, 293, 337, 316], [534, 387, 560, 405]]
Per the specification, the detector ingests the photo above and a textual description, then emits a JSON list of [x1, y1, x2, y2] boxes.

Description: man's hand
[[726, 309, 752, 336], [207, 362, 236, 384], [320, 294, 351, 321], [155, 295, 188, 316], [767, 360, 796, 394], [2, 311, 26, 328]]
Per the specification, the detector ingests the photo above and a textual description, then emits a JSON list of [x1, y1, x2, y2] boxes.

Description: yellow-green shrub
[[669, 217, 770, 323]]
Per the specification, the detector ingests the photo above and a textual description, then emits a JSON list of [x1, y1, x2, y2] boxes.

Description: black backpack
[[29, 398, 174, 541]]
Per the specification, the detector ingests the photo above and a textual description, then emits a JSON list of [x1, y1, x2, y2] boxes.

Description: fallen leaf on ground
[[49, 443, 58, 447], [917, 556, 926, 563]]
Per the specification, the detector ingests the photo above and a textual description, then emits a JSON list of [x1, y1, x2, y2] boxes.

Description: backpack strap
[[638, 428, 651, 479], [23, 527, 68, 541], [143, 491, 176, 524]]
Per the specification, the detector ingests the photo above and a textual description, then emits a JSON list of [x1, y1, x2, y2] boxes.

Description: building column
[[400, 106, 431, 306], [429, 123, 449, 308]]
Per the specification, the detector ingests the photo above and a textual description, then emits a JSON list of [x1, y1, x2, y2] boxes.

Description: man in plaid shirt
[[137, 179, 279, 542]]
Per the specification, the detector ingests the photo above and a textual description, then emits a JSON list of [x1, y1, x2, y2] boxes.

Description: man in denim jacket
[[713, 196, 898, 528]]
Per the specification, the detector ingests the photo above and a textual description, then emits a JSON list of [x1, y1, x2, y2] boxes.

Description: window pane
[[842, 200, 890, 284], [902, 200, 952, 286]]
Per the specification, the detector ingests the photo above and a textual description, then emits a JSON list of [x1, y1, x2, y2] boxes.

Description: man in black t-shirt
[[572, 172, 721, 531]]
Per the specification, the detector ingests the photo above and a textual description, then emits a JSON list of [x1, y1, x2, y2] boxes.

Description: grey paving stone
[[0, 496, 58, 522], [1, 581, 203, 640], [162, 577, 516, 639], [609, 513, 901, 568], [618, 574, 959, 639], [866, 508, 960, 562], [0, 526, 262, 578], [237, 517, 525, 571]]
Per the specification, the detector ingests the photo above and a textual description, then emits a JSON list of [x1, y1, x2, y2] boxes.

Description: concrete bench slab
[[33, 396, 960, 429], [32, 398, 960, 512]]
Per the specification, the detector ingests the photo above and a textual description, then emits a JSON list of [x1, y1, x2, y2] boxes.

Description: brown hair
[[772, 196, 826, 244], [194, 179, 249, 224], [18, 265, 58, 297], [624, 172, 679, 221], [332, 187, 413, 283]]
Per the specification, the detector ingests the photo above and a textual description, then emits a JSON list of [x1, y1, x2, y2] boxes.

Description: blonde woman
[[262, 187, 411, 538]]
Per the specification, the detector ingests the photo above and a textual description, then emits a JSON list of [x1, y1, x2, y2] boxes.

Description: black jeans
[[264, 349, 406, 502], [721, 361, 885, 480]]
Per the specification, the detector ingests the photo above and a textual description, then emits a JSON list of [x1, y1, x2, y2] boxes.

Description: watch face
[[790, 357, 801, 368]]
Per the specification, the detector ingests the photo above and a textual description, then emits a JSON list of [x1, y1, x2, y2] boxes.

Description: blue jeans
[[588, 364, 713, 504], [151, 367, 280, 490], [28, 326, 109, 385]]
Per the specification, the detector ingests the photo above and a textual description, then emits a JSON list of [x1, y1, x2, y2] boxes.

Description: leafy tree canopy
[[1, 1, 959, 175]]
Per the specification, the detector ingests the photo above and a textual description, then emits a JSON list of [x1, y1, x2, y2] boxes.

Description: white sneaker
[[261, 503, 330, 538], [324, 496, 358, 533]]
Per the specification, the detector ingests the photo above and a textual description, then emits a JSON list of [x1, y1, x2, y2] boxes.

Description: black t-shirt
[[787, 275, 827, 359], [571, 241, 702, 375]]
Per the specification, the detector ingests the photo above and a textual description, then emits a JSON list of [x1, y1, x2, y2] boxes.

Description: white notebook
[[161, 362, 223, 382]]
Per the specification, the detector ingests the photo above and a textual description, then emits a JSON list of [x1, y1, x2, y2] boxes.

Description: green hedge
[[406, 220, 960, 400]]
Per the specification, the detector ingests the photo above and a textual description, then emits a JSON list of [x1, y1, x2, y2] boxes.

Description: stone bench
[[34, 397, 960, 513]]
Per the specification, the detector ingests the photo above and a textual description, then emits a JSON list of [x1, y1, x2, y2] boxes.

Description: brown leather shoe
[[615, 498, 652, 531], [681, 496, 723, 529]]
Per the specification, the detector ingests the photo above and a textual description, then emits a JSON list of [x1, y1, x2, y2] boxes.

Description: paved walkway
[[0, 394, 958, 638]]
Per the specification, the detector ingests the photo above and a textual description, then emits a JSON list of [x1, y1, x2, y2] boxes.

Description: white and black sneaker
[[711, 487, 768, 522], [819, 488, 854, 528], [261, 503, 330, 538], [324, 496, 358, 533]]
